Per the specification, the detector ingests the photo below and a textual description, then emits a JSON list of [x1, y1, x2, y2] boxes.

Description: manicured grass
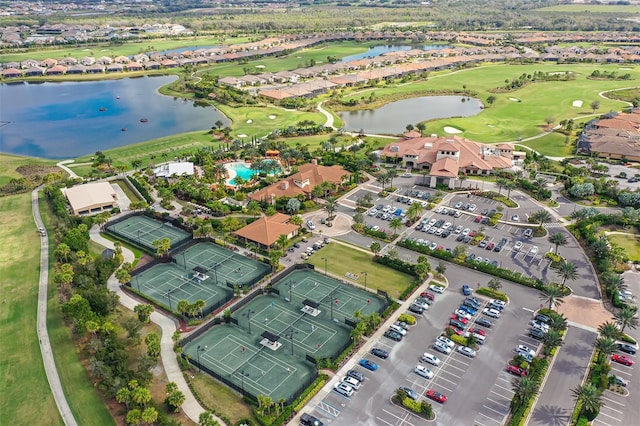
[[0, 193, 62, 426], [307, 243, 414, 299], [40, 192, 115, 425], [113, 179, 143, 203], [0, 154, 56, 186], [520, 132, 575, 157], [191, 374, 256, 425], [607, 233, 640, 262], [535, 4, 640, 13]]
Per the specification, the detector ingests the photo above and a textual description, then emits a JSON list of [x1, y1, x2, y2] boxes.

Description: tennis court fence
[[105, 212, 192, 254]]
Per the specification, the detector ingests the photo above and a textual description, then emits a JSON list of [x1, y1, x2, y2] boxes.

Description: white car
[[468, 204, 477, 212], [483, 308, 501, 318], [436, 335, 456, 348], [516, 345, 536, 358], [462, 228, 470, 236], [334, 382, 354, 397], [429, 242, 438, 250], [390, 324, 407, 336], [457, 346, 477, 358], [433, 340, 452, 354], [490, 299, 506, 308], [428, 219, 437, 226], [455, 309, 472, 321], [443, 222, 452, 230], [530, 320, 549, 331], [372, 225, 380, 232], [530, 246, 539, 255], [414, 365, 434, 379], [307, 221, 316, 230], [455, 225, 464, 234], [464, 331, 486, 344], [434, 207, 444, 213], [341, 376, 361, 390], [513, 241, 523, 251], [368, 209, 378, 216], [421, 352, 441, 366], [429, 284, 445, 294], [512, 214, 520, 222]]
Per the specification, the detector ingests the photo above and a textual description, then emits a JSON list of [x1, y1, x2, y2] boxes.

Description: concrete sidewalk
[[90, 225, 226, 426], [286, 273, 439, 426]]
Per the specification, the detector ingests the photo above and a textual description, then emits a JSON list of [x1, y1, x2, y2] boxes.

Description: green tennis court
[[273, 269, 387, 318], [183, 324, 317, 403], [106, 215, 191, 251], [175, 242, 270, 288]]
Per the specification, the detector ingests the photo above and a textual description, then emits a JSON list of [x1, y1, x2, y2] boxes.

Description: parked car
[[455, 309, 472, 320], [341, 376, 361, 390], [346, 370, 364, 382], [426, 389, 447, 403], [514, 241, 523, 251], [301, 413, 325, 426], [420, 291, 435, 301], [399, 387, 419, 401], [459, 305, 477, 315], [409, 304, 425, 314], [333, 382, 354, 397], [506, 364, 528, 377], [449, 319, 467, 329], [523, 228, 533, 238], [490, 299, 506, 309], [384, 330, 403, 342], [421, 352, 441, 366], [612, 354, 634, 366], [371, 348, 389, 359], [433, 340, 452, 354], [307, 221, 316, 230], [457, 346, 477, 358], [617, 343, 637, 355], [359, 359, 379, 371], [414, 365, 434, 379], [390, 324, 408, 335], [464, 297, 481, 310], [483, 308, 501, 318], [529, 327, 545, 340], [436, 335, 456, 348], [611, 375, 628, 387], [475, 317, 493, 328], [512, 214, 520, 222], [429, 284, 445, 294], [462, 284, 472, 296]]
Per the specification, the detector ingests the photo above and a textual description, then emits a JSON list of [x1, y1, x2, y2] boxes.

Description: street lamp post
[[243, 309, 255, 334], [167, 288, 176, 311], [135, 275, 140, 291], [196, 345, 207, 372], [361, 271, 368, 290], [321, 257, 328, 276], [182, 252, 187, 272], [287, 280, 294, 302], [285, 328, 298, 355], [213, 262, 219, 285]]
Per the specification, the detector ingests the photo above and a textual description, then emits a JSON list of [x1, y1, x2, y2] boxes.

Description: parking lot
[[301, 273, 546, 425]]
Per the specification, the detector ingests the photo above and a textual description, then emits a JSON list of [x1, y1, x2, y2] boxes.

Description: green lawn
[[0, 193, 63, 426], [307, 243, 414, 299], [535, 4, 640, 13], [520, 132, 575, 158], [607, 233, 640, 262], [191, 374, 256, 425]]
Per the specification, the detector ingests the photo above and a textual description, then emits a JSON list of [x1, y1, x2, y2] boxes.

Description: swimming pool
[[226, 161, 280, 186]]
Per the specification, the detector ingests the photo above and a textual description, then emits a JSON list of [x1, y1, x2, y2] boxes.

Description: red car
[[612, 354, 634, 366], [420, 292, 435, 301], [446, 326, 465, 336], [469, 231, 477, 237], [506, 364, 528, 377], [426, 389, 447, 404], [468, 328, 485, 336], [474, 216, 483, 223], [450, 314, 469, 324]]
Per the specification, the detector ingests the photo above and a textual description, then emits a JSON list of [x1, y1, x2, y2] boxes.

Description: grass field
[[0, 154, 57, 186], [191, 374, 256, 424], [307, 243, 414, 299], [0, 193, 63, 426], [608, 233, 640, 262], [535, 4, 640, 13]]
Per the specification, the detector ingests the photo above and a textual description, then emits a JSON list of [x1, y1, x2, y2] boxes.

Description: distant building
[[233, 213, 299, 249], [153, 162, 195, 178], [249, 163, 349, 204], [578, 110, 640, 161], [380, 133, 513, 188], [63, 182, 117, 216]]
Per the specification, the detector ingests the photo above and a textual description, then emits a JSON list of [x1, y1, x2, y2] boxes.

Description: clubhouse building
[[380, 133, 515, 188]]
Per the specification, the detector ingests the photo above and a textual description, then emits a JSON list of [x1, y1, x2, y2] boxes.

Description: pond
[[0, 75, 229, 159], [338, 96, 483, 135], [341, 44, 450, 62]]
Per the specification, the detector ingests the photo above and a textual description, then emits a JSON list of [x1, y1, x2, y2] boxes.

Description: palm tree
[[325, 197, 337, 220], [369, 241, 381, 256], [534, 177, 549, 199], [539, 284, 565, 311], [614, 307, 639, 334], [386, 169, 398, 189], [553, 260, 578, 289], [389, 217, 403, 237], [548, 232, 568, 255], [548, 314, 568, 332], [530, 209, 552, 229], [496, 177, 508, 195], [598, 321, 621, 340], [377, 172, 391, 190], [510, 377, 539, 413], [594, 337, 617, 363], [505, 180, 516, 199], [407, 202, 424, 223], [571, 383, 603, 420], [602, 272, 626, 302], [276, 234, 289, 252], [541, 330, 563, 355]]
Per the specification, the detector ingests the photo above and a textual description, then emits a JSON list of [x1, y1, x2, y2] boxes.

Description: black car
[[488, 209, 497, 217], [481, 217, 490, 225], [293, 242, 301, 248], [347, 370, 365, 382], [449, 319, 466, 329], [301, 413, 325, 426], [464, 298, 481, 310], [529, 327, 545, 340], [371, 348, 390, 359], [475, 317, 493, 328], [617, 343, 637, 355], [480, 208, 489, 216], [456, 234, 465, 242], [409, 304, 425, 314], [384, 330, 403, 342]]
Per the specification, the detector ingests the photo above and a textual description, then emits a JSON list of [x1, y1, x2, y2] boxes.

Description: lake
[[0, 75, 229, 159], [338, 96, 483, 135], [341, 44, 450, 62]]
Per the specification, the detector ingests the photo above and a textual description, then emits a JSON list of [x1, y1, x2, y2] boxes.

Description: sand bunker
[[237, 134, 248, 138], [268, 115, 277, 119], [509, 97, 521, 102], [572, 100, 583, 108], [246, 119, 253, 124], [444, 126, 463, 134]]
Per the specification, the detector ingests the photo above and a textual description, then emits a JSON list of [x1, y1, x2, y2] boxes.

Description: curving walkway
[[89, 225, 226, 426], [317, 101, 336, 130], [32, 188, 79, 426], [56, 160, 79, 179]]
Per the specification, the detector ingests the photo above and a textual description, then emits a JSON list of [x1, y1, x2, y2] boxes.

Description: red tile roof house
[[2, 68, 22, 78], [249, 163, 350, 204], [380, 133, 513, 189], [233, 213, 300, 250]]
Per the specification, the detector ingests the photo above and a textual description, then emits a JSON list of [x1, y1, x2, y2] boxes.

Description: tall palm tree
[[376, 173, 390, 190], [510, 377, 539, 413], [594, 337, 617, 363], [548, 314, 568, 332], [505, 180, 517, 199], [541, 330, 563, 355], [386, 169, 398, 189], [276, 234, 289, 252], [597, 321, 621, 340], [530, 209, 552, 229], [548, 232, 568, 255], [614, 307, 639, 334], [539, 284, 565, 311], [534, 177, 549, 199], [553, 260, 578, 289], [496, 177, 508, 195], [407, 202, 424, 223], [325, 197, 337, 220], [602, 272, 626, 302], [571, 383, 603, 419], [389, 217, 403, 237]]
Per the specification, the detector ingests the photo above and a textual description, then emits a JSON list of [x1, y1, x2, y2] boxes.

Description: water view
[[341, 44, 450, 62], [0, 75, 229, 159], [338, 96, 483, 135]]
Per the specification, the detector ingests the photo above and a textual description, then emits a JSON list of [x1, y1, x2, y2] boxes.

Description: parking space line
[[486, 397, 510, 408], [491, 389, 513, 399], [601, 396, 626, 407], [610, 368, 633, 376], [599, 404, 624, 415], [444, 363, 466, 373], [375, 415, 395, 426], [497, 376, 511, 384], [494, 384, 514, 394], [592, 420, 614, 426], [439, 369, 462, 380], [433, 374, 458, 387], [597, 411, 622, 421], [477, 412, 502, 424], [482, 404, 507, 416]]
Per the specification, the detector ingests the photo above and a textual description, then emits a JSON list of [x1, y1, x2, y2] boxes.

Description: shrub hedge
[[476, 287, 508, 301], [128, 176, 154, 203]]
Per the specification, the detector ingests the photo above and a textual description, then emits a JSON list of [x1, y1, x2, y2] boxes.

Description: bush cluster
[[476, 287, 508, 301]]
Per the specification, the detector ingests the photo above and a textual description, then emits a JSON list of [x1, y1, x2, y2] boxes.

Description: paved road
[[89, 225, 226, 426], [32, 188, 78, 426], [528, 326, 596, 426]]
